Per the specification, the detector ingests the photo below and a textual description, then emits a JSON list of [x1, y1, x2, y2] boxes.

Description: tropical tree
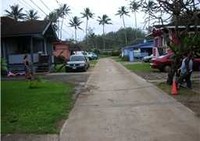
[[5, 4, 25, 21], [142, 0, 157, 32], [97, 14, 112, 50], [155, 0, 200, 84], [57, 4, 71, 39], [129, 0, 141, 29], [45, 4, 71, 39], [69, 16, 83, 42], [25, 10, 39, 20], [116, 6, 130, 45], [81, 7, 94, 46]]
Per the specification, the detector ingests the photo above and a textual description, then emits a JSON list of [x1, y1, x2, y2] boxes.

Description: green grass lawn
[[1, 80, 74, 134], [112, 56, 152, 72], [124, 63, 152, 72], [90, 60, 98, 67]]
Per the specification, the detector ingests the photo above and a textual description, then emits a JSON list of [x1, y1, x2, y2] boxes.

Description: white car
[[142, 54, 154, 62]]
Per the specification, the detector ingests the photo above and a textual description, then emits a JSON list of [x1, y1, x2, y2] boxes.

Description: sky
[[1, 0, 147, 41]]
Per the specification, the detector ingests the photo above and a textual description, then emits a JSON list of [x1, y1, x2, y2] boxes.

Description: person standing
[[178, 52, 193, 88], [23, 54, 32, 79]]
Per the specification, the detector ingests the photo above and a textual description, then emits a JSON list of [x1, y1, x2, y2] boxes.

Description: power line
[[19, 0, 34, 10], [38, 0, 52, 12], [28, 0, 48, 16]]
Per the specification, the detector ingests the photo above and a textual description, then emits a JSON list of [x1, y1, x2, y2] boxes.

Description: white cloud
[[1, 0, 146, 41]]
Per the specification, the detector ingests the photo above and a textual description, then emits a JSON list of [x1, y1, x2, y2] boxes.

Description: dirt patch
[[134, 71, 200, 117]]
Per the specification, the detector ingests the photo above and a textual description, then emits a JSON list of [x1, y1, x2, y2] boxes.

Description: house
[[121, 40, 153, 61], [53, 41, 71, 61], [148, 24, 200, 58], [1, 16, 58, 72]]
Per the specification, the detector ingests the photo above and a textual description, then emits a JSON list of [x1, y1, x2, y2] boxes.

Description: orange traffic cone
[[171, 79, 178, 95]]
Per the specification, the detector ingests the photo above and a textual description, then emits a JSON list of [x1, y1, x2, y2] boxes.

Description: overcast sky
[[1, 0, 147, 41]]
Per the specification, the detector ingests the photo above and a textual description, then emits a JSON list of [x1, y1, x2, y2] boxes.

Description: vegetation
[[69, 16, 83, 42], [129, 1, 141, 29], [157, 81, 200, 116], [153, 0, 200, 84], [1, 58, 8, 76], [97, 14, 112, 50], [80, 27, 146, 51], [1, 80, 74, 134], [124, 62, 152, 72], [5, 4, 25, 21], [81, 8, 94, 45], [116, 6, 130, 45], [25, 10, 39, 20]]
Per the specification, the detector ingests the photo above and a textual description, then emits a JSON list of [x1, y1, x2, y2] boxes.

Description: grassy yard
[[1, 80, 74, 134], [111, 56, 152, 72], [157, 81, 200, 116], [90, 60, 98, 67], [157, 82, 197, 95], [124, 63, 152, 72]]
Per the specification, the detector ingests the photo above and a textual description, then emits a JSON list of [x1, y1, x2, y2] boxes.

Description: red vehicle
[[150, 53, 200, 72], [150, 53, 173, 72]]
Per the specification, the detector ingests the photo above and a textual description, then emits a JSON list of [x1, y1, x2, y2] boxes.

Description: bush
[[1, 58, 8, 76], [121, 55, 129, 61], [111, 50, 121, 56]]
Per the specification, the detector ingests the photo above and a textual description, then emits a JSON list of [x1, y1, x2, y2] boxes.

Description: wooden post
[[30, 37, 34, 72]]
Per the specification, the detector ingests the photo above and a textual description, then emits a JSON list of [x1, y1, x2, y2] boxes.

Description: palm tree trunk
[[75, 28, 77, 43], [134, 12, 137, 28], [86, 19, 88, 46], [60, 18, 64, 39], [103, 25, 105, 50], [57, 20, 60, 39], [134, 12, 137, 39], [122, 16, 128, 45], [148, 13, 150, 32]]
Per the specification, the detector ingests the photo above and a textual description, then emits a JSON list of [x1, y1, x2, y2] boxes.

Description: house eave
[[1, 33, 44, 38]]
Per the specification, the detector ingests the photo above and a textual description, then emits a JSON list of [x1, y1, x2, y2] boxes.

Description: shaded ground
[[134, 71, 200, 117]]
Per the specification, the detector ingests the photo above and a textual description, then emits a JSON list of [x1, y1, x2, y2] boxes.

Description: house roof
[[1, 16, 57, 39], [123, 40, 153, 50], [153, 24, 200, 29]]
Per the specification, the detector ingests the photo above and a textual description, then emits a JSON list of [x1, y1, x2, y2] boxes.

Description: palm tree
[[97, 14, 112, 50], [5, 4, 25, 21], [45, 4, 71, 39], [69, 16, 83, 42], [129, 1, 141, 29], [142, 0, 157, 32], [45, 11, 58, 32], [25, 10, 39, 20], [81, 8, 94, 46], [116, 6, 129, 45], [56, 4, 71, 39]]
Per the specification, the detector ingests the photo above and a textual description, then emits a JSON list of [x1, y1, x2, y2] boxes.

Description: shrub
[[1, 58, 8, 76], [121, 55, 129, 61]]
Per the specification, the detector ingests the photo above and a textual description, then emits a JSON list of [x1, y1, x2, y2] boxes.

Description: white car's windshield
[[70, 56, 85, 61]]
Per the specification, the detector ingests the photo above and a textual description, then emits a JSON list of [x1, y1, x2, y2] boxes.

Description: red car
[[150, 53, 200, 72], [150, 53, 173, 72]]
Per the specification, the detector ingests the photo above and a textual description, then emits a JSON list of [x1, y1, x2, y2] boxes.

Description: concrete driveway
[[60, 58, 200, 141]]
